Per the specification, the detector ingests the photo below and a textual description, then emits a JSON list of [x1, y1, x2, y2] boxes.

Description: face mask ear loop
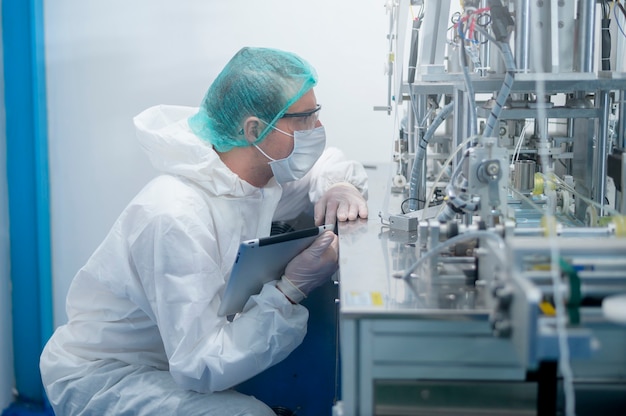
[[271, 126, 294, 138], [253, 144, 277, 162], [257, 119, 294, 142]]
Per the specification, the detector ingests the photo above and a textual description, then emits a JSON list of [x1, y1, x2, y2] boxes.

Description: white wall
[[44, 0, 396, 326], [0, 0, 16, 404]]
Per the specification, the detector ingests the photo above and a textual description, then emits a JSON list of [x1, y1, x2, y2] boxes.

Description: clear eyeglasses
[[281, 104, 321, 131]]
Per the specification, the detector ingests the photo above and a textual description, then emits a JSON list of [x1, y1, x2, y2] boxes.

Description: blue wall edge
[[2, 0, 53, 408]]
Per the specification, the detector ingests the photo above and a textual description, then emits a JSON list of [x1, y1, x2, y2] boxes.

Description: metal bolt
[[486, 162, 500, 176]]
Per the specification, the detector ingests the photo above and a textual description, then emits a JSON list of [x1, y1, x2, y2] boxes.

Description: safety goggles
[[281, 104, 321, 131]]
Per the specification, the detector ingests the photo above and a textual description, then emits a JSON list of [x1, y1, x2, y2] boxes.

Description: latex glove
[[276, 231, 339, 303], [314, 182, 368, 226]]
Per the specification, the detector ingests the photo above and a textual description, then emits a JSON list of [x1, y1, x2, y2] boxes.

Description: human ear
[[242, 117, 261, 143]]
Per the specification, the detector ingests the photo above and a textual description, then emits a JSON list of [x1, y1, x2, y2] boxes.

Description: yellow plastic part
[[532, 172, 543, 195], [539, 301, 557, 317], [541, 215, 558, 237], [613, 216, 626, 237]]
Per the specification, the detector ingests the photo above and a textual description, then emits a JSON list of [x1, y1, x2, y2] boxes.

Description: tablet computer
[[218, 224, 335, 316]]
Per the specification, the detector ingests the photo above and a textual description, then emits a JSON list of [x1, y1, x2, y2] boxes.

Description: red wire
[[453, 6, 489, 44], [468, 15, 477, 40], [451, 6, 491, 46], [453, 6, 491, 29]]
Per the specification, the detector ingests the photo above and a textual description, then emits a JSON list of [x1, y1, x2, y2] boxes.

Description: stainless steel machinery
[[334, 1, 626, 415]]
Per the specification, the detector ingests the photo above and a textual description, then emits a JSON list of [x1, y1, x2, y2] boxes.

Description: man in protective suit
[[40, 47, 368, 415]]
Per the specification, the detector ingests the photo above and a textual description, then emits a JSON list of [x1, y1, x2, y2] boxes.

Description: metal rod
[[453, 88, 468, 167], [615, 90, 626, 149], [575, 0, 596, 72], [513, 227, 613, 238], [514, 0, 531, 72], [415, 95, 427, 209], [594, 90, 610, 214], [407, 95, 417, 155]]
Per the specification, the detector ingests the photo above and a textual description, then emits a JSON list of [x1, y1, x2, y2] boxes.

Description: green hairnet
[[189, 47, 318, 152]]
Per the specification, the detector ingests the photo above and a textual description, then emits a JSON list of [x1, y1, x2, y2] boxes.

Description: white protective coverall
[[40, 105, 368, 415]]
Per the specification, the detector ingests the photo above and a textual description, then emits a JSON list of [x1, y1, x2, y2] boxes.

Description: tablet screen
[[218, 224, 334, 316]]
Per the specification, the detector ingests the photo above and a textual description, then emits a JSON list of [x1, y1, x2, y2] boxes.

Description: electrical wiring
[[457, 19, 478, 136], [415, 2, 424, 21], [422, 135, 477, 220], [400, 198, 421, 214], [600, 0, 612, 70], [474, 25, 516, 138], [615, 1, 626, 38], [601, 0, 610, 19], [448, 11, 462, 43], [511, 121, 531, 164], [474, 12, 493, 44], [436, 19, 517, 222], [454, 7, 491, 44], [448, 8, 490, 48], [408, 102, 455, 211]]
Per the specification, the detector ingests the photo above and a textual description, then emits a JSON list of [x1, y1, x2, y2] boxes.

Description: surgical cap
[[189, 47, 318, 152]]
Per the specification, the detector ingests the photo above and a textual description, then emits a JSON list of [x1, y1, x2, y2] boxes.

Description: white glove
[[314, 183, 368, 226], [276, 231, 339, 303]]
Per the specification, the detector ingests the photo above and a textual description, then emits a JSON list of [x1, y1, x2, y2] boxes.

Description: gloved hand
[[276, 231, 339, 303], [314, 182, 368, 226]]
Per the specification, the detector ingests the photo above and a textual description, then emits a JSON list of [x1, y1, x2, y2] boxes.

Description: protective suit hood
[[133, 104, 258, 197]]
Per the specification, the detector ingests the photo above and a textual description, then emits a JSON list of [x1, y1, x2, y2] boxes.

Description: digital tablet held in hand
[[218, 224, 335, 316]]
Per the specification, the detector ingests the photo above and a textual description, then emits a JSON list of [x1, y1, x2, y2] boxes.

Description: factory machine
[[334, 1, 626, 415]]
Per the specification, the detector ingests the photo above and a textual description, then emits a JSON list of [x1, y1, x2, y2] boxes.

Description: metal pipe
[[453, 88, 468, 167], [416, 95, 428, 209], [406, 92, 417, 198], [615, 90, 626, 149], [513, 226, 613, 238], [574, 0, 596, 72], [594, 91, 610, 214], [385, 5, 395, 114], [479, 0, 491, 76], [514, 0, 531, 72], [407, 95, 417, 155]]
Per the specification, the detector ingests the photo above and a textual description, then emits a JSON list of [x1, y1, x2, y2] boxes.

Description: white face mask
[[254, 126, 326, 184]]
